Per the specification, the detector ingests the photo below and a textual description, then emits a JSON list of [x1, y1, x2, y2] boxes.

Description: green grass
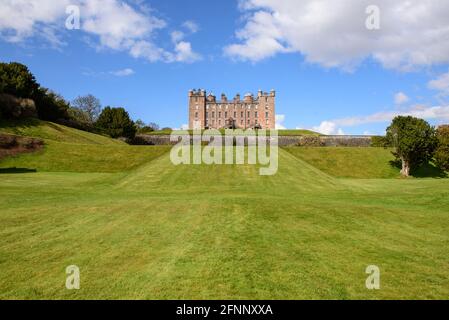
[[0, 118, 124, 145], [283, 147, 400, 179], [0, 122, 449, 299]]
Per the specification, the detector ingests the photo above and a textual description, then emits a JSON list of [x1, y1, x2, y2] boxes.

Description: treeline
[[0, 62, 163, 141], [372, 116, 449, 176]]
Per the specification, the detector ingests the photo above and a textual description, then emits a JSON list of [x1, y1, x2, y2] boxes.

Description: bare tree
[[72, 94, 102, 123]]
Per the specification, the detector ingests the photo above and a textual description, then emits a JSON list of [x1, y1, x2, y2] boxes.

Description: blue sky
[[1, 0, 449, 134]]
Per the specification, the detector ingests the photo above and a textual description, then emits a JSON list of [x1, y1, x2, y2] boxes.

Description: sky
[[1, 0, 449, 134]]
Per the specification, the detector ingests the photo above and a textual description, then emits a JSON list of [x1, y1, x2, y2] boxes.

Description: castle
[[189, 89, 276, 130]]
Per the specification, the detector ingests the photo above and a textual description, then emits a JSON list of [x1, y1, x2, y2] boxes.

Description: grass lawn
[[0, 122, 448, 299]]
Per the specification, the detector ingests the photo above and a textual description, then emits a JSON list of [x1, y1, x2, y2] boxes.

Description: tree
[[96, 107, 136, 139], [386, 116, 437, 177], [0, 62, 70, 121], [135, 119, 145, 131], [72, 94, 102, 123], [34, 88, 70, 121], [148, 122, 160, 131], [435, 125, 449, 171], [0, 62, 40, 99]]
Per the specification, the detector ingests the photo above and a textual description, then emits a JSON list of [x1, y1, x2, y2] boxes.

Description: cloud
[[225, 0, 449, 71], [312, 104, 449, 134], [394, 92, 409, 105], [429, 70, 449, 94], [312, 121, 345, 135], [170, 30, 185, 43], [171, 41, 202, 63], [0, 0, 201, 64], [275, 114, 286, 129], [110, 68, 135, 77], [182, 20, 199, 34]]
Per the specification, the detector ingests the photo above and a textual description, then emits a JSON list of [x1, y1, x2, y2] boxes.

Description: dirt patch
[[0, 134, 44, 160]]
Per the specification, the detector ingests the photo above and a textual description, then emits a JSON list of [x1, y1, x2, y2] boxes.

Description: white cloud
[[110, 68, 135, 77], [182, 20, 199, 34], [225, 0, 449, 71], [275, 114, 286, 129], [394, 92, 410, 105], [312, 104, 449, 133], [171, 30, 185, 43], [171, 41, 201, 63], [429, 70, 449, 94], [0, 0, 201, 64], [312, 121, 345, 135]]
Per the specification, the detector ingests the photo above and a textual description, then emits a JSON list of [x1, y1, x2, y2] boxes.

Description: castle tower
[[189, 89, 206, 130]]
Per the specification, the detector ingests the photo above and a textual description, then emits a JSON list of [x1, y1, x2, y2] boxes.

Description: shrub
[[435, 125, 449, 171], [0, 93, 37, 119], [371, 136, 391, 148], [96, 107, 136, 139]]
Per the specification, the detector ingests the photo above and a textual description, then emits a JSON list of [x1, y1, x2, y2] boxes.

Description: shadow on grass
[[0, 118, 41, 130], [389, 160, 448, 178], [0, 167, 37, 174]]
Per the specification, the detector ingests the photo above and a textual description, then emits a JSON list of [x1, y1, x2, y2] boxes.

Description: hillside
[[0, 119, 170, 173], [283, 147, 446, 179], [0, 118, 124, 145]]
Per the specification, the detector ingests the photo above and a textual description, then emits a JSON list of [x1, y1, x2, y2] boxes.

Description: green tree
[[0, 62, 40, 99], [386, 116, 437, 177], [72, 94, 102, 123], [434, 125, 449, 172], [96, 107, 136, 139], [34, 88, 70, 121]]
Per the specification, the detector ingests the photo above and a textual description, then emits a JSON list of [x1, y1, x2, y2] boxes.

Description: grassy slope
[[0, 119, 123, 145], [0, 146, 449, 299], [0, 119, 170, 172], [283, 147, 400, 178]]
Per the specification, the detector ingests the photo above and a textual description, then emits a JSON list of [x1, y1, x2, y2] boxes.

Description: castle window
[[247, 111, 251, 117], [241, 112, 243, 117], [255, 111, 258, 117], [219, 112, 221, 118], [241, 119, 243, 125], [206, 112, 209, 118], [219, 120, 221, 125], [234, 112, 237, 118], [265, 112, 269, 118], [212, 112, 215, 118], [195, 112, 198, 119], [265, 105, 269, 110], [195, 105, 199, 110], [247, 119, 250, 124], [225, 112, 228, 118], [255, 119, 258, 124], [266, 119, 269, 125]]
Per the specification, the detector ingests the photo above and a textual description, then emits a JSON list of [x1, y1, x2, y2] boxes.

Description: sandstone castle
[[189, 89, 276, 130]]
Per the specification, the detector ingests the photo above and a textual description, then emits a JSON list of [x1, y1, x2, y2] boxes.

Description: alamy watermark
[[365, 265, 380, 290], [170, 130, 279, 176], [366, 5, 381, 30], [66, 265, 80, 290], [65, 5, 80, 30]]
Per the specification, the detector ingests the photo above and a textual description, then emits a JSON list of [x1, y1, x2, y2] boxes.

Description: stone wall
[[135, 134, 373, 147]]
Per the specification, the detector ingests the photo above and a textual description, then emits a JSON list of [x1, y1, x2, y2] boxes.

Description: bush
[[96, 107, 136, 139], [371, 136, 391, 148], [435, 125, 449, 171], [0, 93, 37, 119]]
